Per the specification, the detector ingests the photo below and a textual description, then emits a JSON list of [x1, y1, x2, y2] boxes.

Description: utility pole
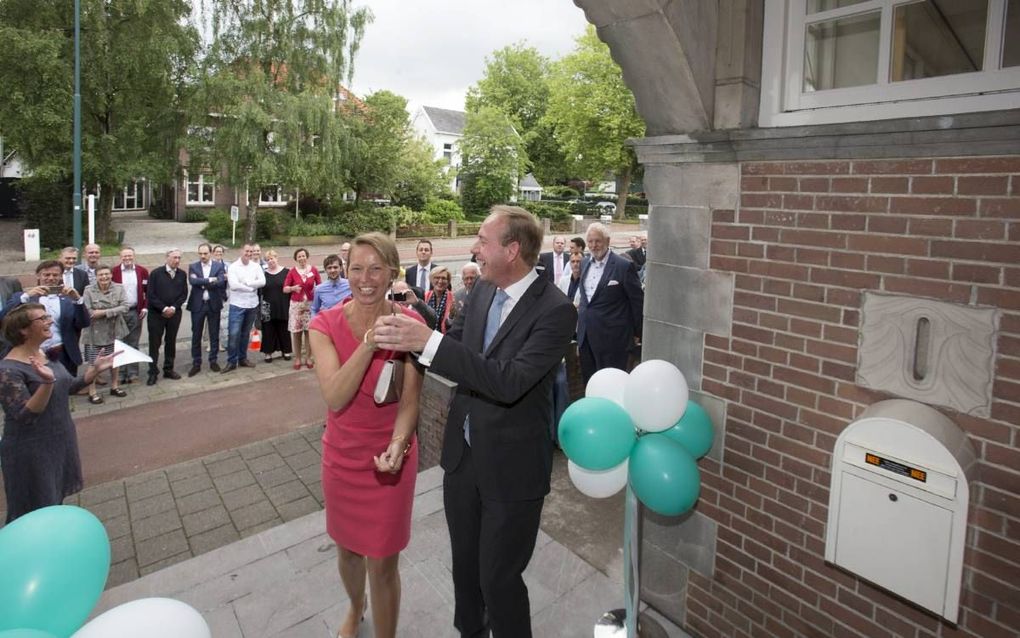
[[72, 0, 83, 250]]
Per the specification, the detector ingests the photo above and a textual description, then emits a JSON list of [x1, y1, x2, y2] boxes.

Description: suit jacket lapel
[[470, 285, 495, 354], [484, 278, 542, 355]]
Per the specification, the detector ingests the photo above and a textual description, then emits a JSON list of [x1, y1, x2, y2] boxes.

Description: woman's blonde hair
[[351, 232, 401, 281], [430, 265, 451, 284]]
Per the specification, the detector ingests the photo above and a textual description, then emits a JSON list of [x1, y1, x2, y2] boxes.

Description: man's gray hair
[[166, 247, 182, 257], [461, 262, 481, 275], [586, 222, 610, 240]]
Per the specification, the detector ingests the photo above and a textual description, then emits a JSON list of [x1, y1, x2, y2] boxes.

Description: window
[[259, 185, 290, 206], [761, 0, 1020, 126], [113, 180, 146, 210], [443, 142, 454, 163], [186, 173, 216, 205]]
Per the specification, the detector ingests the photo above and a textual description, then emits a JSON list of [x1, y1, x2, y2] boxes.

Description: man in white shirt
[[60, 247, 89, 296], [538, 235, 569, 284], [111, 246, 148, 383], [223, 244, 266, 372], [404, 239, 434, 294], [75, 243, 102, 286]]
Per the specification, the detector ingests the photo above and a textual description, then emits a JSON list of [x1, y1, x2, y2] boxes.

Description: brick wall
[[690, 157, 1020, 638]]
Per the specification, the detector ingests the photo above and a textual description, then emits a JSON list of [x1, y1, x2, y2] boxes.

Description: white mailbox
[[824, 399, 977, 622]]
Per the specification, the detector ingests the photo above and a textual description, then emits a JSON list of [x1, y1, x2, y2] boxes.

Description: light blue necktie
[[466, 289, 510, 445]]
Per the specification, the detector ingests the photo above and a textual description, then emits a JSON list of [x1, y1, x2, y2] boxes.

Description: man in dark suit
[[3, 260, 90, 374], [626, 235, 647, 267], [403, 239, 434, 294], [577, 222, 644, 383], [537, 235, 569, 284], [111, 246, 149, 383], [186, 242, 227, 376], [59, 247, 89, 296], [374, 206, 577, 637], [146, 248, 188, 385]]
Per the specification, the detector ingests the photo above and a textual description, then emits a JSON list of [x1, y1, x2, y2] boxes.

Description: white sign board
[[230, 205, 240, 222], [24, 229, 40, 261]]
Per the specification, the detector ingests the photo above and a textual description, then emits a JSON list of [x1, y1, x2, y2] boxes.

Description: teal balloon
[[0, 506, 110, 638], [662, 401, 715, 459], [558, 397, 636, 470], [0, 631, 59, 638], [629, 434, 701, 516]]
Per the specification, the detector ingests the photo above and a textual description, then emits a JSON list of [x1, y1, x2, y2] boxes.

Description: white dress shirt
[[583, 253, 609, 300]]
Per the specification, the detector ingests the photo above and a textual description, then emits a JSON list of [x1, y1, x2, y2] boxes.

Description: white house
[[411, 106, 465, 193]]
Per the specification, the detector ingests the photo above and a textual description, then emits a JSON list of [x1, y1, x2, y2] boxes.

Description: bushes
[[521, 200, 573, 224], [19, 177, 72, 249], [286, 204, 394, 238], [201, 210, 234, 244], [183, 208, 212, 223], [423, 199, 465, 224], [543, 185, 579, 199]]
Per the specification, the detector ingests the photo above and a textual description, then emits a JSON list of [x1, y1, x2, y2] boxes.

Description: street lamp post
[[72, 0, 83, 250]]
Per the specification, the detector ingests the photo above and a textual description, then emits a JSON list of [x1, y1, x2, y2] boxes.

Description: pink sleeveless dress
[[309, 300, 421, 558]]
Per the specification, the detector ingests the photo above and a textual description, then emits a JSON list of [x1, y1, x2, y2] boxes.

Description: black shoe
[[187, 365, 201, 377], [146, 374, 158, 386], [110, 387, 127, 397], [209, 362, 221, 372], [221, 363, 237, 373], [239, 359, 256, 368], [163, 369, 182, 380]]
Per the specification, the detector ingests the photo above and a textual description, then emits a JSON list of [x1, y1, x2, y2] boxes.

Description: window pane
[[807, 0, 868, 14], [804, 12, 881, 91], [1005, 0, 1020, 67], [891, 0, 987, 82], [187, 182, 198, 202]]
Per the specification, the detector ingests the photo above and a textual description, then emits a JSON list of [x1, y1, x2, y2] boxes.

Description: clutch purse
[[373, 357, 404, 404]]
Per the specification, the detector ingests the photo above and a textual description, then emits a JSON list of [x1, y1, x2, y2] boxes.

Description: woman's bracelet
[[363, 328, 378, 350], [391, 433, 412, 456]]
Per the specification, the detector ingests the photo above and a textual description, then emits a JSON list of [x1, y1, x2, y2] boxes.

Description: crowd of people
[[0, 212, 647, 637]]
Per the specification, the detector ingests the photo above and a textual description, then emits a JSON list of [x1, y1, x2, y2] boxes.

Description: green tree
[[466, 43, 568, 186], [545, 25, 645, 217], [188, 0, 371, 241], [347, 90, 413, 203], [389, 136, 449, 211], [0, 0, 197, 245], [458, 106, 528, 217]]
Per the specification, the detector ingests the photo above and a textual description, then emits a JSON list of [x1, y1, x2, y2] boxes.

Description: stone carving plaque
[[857, 292, 999, 417]]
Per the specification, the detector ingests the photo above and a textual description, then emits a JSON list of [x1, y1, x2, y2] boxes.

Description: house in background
[[517, 172, 543, 201], [411, 105, 465, 193]]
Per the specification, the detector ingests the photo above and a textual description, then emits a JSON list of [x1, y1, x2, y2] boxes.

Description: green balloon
[[558, 397, 637, 471], [0, 506, 110, 638], [662, 401, 715, 459], [629, 434, 701, 516]]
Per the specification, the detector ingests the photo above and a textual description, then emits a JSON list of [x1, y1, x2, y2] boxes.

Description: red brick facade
[[690, 157, 1020, 637]]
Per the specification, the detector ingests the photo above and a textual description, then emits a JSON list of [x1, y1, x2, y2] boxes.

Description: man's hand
[[26, 285, 48, 297], [162, 307, 175, 318], [63, 286, 81, 301], [372, 313, 433, 352]]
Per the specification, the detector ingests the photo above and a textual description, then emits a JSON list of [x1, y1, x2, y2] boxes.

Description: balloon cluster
[[0, 506, 211, 638], [558, 360, 714, 516]]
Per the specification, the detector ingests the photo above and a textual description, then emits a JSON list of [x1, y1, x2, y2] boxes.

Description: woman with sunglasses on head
[[0, 303, 118, 523]]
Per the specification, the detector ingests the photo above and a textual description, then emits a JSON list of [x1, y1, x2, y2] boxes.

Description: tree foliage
[[389, 136, 449, 211], [545, 25, 645, 216], [466, 43, 568, 186], [457, 106, 527, 217], [188, 0, 371, 240], [0, 0, 197, 245], [346, 90, 413, 202]]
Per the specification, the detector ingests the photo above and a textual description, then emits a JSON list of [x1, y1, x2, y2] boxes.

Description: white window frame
[[112, 180, 147, 211], [258, 184, 290, 207], [760, 0, 1020, 127], [186, 172, 216, 206]]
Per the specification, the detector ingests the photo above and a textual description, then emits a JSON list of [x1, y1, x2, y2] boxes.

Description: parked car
[[595, 201, 617, 215]]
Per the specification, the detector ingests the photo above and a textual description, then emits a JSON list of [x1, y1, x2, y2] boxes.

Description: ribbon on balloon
[[558, 360, 714, 516]]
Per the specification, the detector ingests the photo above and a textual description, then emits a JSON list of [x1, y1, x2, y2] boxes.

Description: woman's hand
[[373, 438, 409, 474], [29, 355, 56, 383], [93, 350, 123, 373], [90, 308, 106, 319]]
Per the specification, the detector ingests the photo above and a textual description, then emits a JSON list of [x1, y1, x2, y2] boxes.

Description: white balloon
[[72, 598, 210, 638], [623, 360, 689, 433], [568, 458, 629, 498], [585, 367, 629, 407]]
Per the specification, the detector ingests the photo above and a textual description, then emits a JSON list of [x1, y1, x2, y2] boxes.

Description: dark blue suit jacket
[[2, 294, 91, 365], [186, 260, 227, 312], [576, 251, 644, 357]]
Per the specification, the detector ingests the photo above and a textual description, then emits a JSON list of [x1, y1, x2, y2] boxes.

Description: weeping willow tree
[[187, 0, 372, 240]]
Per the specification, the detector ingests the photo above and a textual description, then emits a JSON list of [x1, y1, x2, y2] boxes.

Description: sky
[[347, 0, 590, 114]]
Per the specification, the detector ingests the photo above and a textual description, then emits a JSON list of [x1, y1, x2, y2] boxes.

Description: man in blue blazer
[[576, 222, 644, 383], [3, 260, 90, 374], [185, 243, 227, 376]]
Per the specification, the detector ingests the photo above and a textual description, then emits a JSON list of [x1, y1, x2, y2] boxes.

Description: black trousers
[[578, 339, 629, 384], [190, 305, 221, 365], [443, 445, 544, 638], [147, 309, 182, 374]]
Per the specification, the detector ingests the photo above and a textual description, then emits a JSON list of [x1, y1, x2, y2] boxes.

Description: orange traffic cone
[[249, 328, 262, 351]]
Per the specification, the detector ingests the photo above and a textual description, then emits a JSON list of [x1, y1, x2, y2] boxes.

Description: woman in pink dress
[[309, 232, 424, 638]]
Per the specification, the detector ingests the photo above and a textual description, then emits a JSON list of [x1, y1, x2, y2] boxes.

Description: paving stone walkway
[[66, 425, 325, 587]]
